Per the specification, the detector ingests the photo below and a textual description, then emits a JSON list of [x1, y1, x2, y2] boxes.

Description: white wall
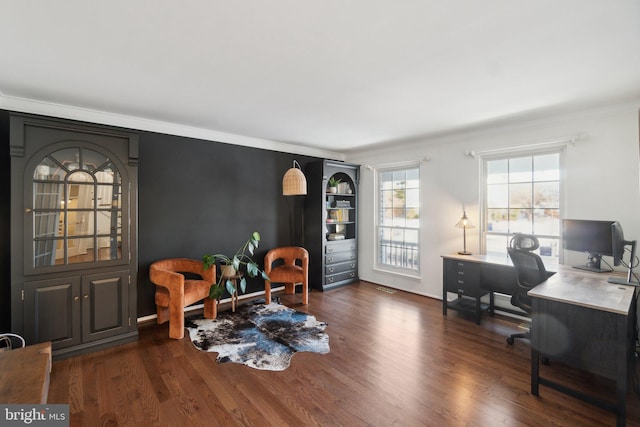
[[346, 100, 640, 299]]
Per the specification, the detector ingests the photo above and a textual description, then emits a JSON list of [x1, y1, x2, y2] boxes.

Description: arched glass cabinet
[[32, 147, 123, 268], [10, 115, 138, 358]]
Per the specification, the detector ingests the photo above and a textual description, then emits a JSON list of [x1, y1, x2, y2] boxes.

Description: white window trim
[[372, 160, 422, 277], [478, 145, 566, 257]]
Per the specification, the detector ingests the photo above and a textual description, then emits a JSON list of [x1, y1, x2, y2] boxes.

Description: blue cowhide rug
[[185, 302, 329, 371]]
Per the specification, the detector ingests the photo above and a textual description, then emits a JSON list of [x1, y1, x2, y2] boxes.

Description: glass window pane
[[533, 182, 559, 208], [379, 171, 393, 190], [533, 208, 559, 235], [380, 207, 393, 225], [80, 148, 109, 173], [509, 208, 532, 234], [66, 210, 93, 236], [487, 209, 509, 233], [509, 183, 532, 208], [405, 189, 419, 208], [487, 184, 508, 208], [32, 147, 124, 268], [67, 238, 94, 264], [486, 234, 510, 255], [509, 157, 532, 183], [534, 153, 559, 181], [406, 168, 419, 187], [487, 159, 508, 184], [49, 148, 80, 171]]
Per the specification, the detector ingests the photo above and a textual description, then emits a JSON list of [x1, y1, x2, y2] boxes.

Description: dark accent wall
[[0, 109, 320, 328]]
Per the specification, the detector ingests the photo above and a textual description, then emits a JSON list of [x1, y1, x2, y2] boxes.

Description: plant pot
[[221, 265, 237, 278], [328, 186, 338, 194]]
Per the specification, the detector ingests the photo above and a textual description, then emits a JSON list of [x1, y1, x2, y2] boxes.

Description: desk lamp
[[455, 210, 475, 255]]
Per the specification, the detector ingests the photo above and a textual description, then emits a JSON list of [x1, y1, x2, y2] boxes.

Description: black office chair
[[506, 234, 549, 345]]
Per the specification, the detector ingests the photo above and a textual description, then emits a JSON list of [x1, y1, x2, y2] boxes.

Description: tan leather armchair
[[150, 258, 217, 339], [264, 247, 309, 305]]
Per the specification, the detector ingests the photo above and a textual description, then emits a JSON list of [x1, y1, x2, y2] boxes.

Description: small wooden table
[[0, 341, 52, 404], [220, 272, 243, 312]]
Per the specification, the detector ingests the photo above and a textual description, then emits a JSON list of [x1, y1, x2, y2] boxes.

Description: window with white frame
[[484, 150, 561, 260], [377, 165, 420, 272]]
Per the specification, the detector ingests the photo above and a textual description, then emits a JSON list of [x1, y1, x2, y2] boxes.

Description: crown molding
[[0, 93, 344, 161]]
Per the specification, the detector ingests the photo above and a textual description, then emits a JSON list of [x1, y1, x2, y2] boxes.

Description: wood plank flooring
[[48, 281, 640, 426]]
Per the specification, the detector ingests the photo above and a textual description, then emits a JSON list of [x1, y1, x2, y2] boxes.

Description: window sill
[[373, 266, 421, 280]]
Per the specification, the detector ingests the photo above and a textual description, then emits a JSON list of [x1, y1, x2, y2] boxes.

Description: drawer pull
[[327, 247, 334, 253], [327, 277, 334, 283], [328, 267, 334, 273], [327, 257, 334, 263], [458, 271, 464, 275], [457, 280, 464, 284], [457, 262, 464, 267], [349, 272, 355, 277]]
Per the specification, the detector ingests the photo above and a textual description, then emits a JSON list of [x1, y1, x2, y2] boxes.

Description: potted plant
[[202, 231, 270, 301], [328, 177, 341, 193]]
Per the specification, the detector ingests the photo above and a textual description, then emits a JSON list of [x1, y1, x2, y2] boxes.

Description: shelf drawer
[[326, 240, 356, 253], [325, 261, 357, 275], [325, 250, 357, 265], [326, 270, 357, 285]]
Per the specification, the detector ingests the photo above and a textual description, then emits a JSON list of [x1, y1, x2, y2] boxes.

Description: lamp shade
[[283, 161, 307, 195], [455, 211, 475, 229]]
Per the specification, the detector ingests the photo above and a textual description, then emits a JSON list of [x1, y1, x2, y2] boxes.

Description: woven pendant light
[[282, 160, 307, 195]]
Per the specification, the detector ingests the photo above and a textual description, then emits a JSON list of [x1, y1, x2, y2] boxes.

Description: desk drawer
[[444, 260, 482, 296]]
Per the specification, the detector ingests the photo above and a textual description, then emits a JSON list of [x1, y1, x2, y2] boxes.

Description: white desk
[[529, 271, 637, 427]]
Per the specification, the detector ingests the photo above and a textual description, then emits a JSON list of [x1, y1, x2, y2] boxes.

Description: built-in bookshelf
[[305, 160, 359, 290]]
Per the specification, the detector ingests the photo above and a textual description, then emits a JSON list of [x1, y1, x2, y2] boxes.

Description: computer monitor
[[562, 219, 626, 272]]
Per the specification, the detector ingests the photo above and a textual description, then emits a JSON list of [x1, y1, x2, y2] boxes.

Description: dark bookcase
[[304, 160, 359, 290]]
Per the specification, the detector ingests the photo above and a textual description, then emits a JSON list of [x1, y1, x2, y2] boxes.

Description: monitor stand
[[607, 240, 638, 286], [572, 254, 612, 273]]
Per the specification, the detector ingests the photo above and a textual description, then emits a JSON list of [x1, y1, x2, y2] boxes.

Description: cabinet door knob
[[74, 296, 80, 301]]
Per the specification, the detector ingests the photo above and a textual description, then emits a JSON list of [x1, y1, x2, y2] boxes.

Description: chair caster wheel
[[507, 337, 514, 345]]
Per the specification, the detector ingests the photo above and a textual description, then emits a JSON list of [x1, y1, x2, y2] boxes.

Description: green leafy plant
[[202, 231, 270, 300], [328, 177, 341, 188]]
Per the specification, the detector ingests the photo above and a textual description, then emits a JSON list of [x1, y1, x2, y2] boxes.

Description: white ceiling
[[1, 1, 639, 153]]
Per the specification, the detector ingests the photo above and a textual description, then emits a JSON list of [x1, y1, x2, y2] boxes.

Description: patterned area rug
[[185, 302, 329, 371]]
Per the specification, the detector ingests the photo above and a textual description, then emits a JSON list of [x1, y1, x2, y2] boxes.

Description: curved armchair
[[150, 258, 217, 339], [264, 247, 309, 305]]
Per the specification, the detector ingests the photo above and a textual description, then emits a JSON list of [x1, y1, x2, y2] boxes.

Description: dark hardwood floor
[[48, 281, 640, 426]]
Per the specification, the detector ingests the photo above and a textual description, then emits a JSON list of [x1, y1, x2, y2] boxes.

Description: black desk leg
[[615, 347, 627, 427], [531, 347, 539, 396], [475, 297, 481, 325], [489, 291, 495, 316]]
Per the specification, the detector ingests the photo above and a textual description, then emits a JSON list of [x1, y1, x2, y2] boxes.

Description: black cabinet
[[305, 160, 359, 290], [10, 115, 138, 358], [23, 270, 134, 358], [442, 256, 491, 324]]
